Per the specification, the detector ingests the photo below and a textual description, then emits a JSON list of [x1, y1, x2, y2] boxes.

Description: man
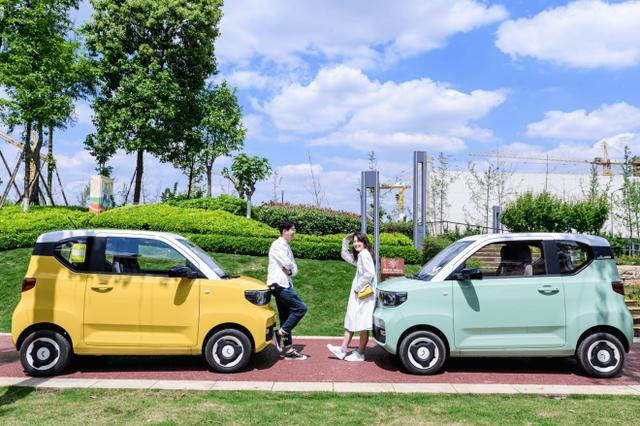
[[268, 219, 308, 360]]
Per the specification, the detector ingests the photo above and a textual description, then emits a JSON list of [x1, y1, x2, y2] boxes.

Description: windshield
[[177, 239, 229, 278], [416, 241, 473, 281]]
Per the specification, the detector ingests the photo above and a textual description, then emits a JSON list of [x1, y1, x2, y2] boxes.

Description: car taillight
[[611, 281, 624, 296], [22, 278, 36, 292]]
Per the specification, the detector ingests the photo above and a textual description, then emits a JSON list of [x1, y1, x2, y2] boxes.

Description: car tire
[[204, 328, 252, 373], [20, 330, 72, 377], [576, 332, 625, 378], [398, 330, 447, 375]]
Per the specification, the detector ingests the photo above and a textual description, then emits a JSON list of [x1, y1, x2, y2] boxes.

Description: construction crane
[[471, 140, 640, 176], [0, 129, 68, 206], [380, 179, 411, 220]]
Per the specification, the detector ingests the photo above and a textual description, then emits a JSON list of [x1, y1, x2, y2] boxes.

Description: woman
[[327, 231, 376, 361]]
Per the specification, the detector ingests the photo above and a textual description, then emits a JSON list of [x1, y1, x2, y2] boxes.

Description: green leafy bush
[[254, 202, 371, 235], [381, 221, 413, 238], [0, 204, 420, 263], [0, 206, 92, 250], [501, 192, 608, 234], [169, 195, 246, 216]]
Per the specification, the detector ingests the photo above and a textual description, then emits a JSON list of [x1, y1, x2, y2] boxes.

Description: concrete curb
[[0, 376, 639, 395]]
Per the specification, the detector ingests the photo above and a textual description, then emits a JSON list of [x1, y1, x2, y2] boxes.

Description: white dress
[[341, 238, 377, 332]]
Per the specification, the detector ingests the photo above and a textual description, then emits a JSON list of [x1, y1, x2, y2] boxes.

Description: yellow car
[[12, 230, 276, 376]]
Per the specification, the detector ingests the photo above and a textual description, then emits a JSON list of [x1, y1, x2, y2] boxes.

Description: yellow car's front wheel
[[204, 329, 252, 373]]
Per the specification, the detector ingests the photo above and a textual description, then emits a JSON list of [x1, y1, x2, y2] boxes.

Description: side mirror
[[450, 268, 483, 281], [169, 265, 199, 279]]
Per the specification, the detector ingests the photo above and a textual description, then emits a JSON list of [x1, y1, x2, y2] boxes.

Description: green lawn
[[0, 387, 639, 425], [0, 248, 420, 335]]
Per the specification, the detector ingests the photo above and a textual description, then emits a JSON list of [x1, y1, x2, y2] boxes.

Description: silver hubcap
[[25, 337, 60, 371], [587, 340, 620, 373], [212, 335, 244, 368], [407, 337, 439, 370]]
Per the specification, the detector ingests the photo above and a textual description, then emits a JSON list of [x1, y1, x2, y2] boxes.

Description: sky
[[2, 0, 640, 214]]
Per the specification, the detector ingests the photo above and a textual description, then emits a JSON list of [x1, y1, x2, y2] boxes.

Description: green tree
[[0, 0, 86, 208], [222, 154, 272, 218], [198, 82, 246, 197], [83, 0, 223, 204]]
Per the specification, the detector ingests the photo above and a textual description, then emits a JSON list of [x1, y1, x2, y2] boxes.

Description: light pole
[[610, 186, 624, 236]]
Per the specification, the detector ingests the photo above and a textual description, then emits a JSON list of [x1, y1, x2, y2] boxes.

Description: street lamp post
[[610, 186, 624, 237]]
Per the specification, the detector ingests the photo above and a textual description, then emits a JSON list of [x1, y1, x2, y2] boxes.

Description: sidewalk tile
[[211, 381, 274, 391], [30, 378, 98, 389], [272, 382, 333, 392], [628, 385, 640, 394], [513, 385, 639, 395], [333, 382, 394, 393], [151, 380, 216, 391], [0, 377, 27, 386], [452, 384, 517, 394], [90, 379, 158, 389], [392, 383, 457, 393]]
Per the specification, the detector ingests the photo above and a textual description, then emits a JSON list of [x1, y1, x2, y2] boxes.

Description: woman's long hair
[[352, 231, 375, 264]]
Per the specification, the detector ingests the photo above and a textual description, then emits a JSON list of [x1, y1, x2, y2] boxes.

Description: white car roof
[[36, 229, 186, 243], [457, 232, 610, 247]]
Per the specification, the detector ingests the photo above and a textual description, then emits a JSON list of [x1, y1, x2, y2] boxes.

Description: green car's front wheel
[[398, 330, 447, 375]]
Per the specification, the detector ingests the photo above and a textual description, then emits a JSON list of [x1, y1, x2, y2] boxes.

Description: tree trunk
[[187, 162, 194, 198], [246, 195, 252, 218], [133, 149, 144, 205], [47, 125, 53, 194], [30, 125, 44, 205], [206, 160, 213, 198], [22, 121, 32, 211]]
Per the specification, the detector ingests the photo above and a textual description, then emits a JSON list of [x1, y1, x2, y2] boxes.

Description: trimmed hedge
[[0, 206, 92, 251], [254, 202, 372, 236], [169, 195, 247, 216], [0, 204, 420, 263]]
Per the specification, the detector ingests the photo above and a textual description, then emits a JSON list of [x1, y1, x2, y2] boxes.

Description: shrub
[[381, 221, 413, 238], [501, 192, 608, 234], [422, 235, 456, 264], [254, 202, 371, 235], [169, 195, 247, 216], [0, 206, 92, 250], [0, 204, 420, 263]]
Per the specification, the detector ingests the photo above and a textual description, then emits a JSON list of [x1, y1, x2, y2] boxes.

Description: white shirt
[[267, 237, 298, 288]]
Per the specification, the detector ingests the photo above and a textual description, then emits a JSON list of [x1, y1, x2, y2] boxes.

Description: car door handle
[[537, 285, 559, 294], [90, 286, 113, 292]]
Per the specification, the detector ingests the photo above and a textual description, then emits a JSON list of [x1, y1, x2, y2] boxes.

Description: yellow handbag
[[357, 283, 374, 300]]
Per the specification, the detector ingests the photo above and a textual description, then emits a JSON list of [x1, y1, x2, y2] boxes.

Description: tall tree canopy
[[83, 0, 223, 204], [222, 154, 272, 218], [0, 0, 86, 207]]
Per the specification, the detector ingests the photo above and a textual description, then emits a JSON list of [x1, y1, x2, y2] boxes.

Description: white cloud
[[526, 103, 640, 140], [311, 131, 466, 153], [219, 0, 507, 67], [265, 65, 506, 137], [278, 163, 323, 177], [224, 71, 271, 90], [496, 1, 640, 69]]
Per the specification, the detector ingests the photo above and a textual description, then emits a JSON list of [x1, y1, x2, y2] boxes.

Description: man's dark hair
[[279, 219, 296, 235]]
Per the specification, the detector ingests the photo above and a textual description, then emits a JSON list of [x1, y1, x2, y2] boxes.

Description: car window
[[556, 241, 590, 274], [54, 238, 89, 271], [462, 241, 546, 278], [104, 237, 188, 275]]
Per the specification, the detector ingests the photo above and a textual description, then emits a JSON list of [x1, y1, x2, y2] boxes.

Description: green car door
[[452, 240, 566, 350]]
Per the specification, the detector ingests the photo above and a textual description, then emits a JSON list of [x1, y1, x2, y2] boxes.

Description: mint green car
[[373, 233, 634, 377]]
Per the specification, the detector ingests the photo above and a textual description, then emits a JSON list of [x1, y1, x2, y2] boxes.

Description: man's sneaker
[[273, 330, 284, 352], [344, 351, 365, 362], [327, 344, 346, 360], [283, 349, 307, 360]]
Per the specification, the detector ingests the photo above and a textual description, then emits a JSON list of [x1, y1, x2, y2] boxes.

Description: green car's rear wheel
[[576, 332, 625, 378]]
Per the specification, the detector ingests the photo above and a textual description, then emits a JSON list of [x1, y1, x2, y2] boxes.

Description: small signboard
[[89, 175, 114, 215], [381, 257, 405, 282]]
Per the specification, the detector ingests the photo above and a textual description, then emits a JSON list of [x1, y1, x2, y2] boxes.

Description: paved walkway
[[1, 335, 639, 395]]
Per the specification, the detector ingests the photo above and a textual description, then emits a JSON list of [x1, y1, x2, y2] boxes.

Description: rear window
[[556, 241, 591, 274], [54, 238, 89, 271]]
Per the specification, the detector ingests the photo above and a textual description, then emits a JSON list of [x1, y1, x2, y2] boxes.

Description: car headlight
[[245, 289, 271, 306], [378, 290, 407, 307]]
